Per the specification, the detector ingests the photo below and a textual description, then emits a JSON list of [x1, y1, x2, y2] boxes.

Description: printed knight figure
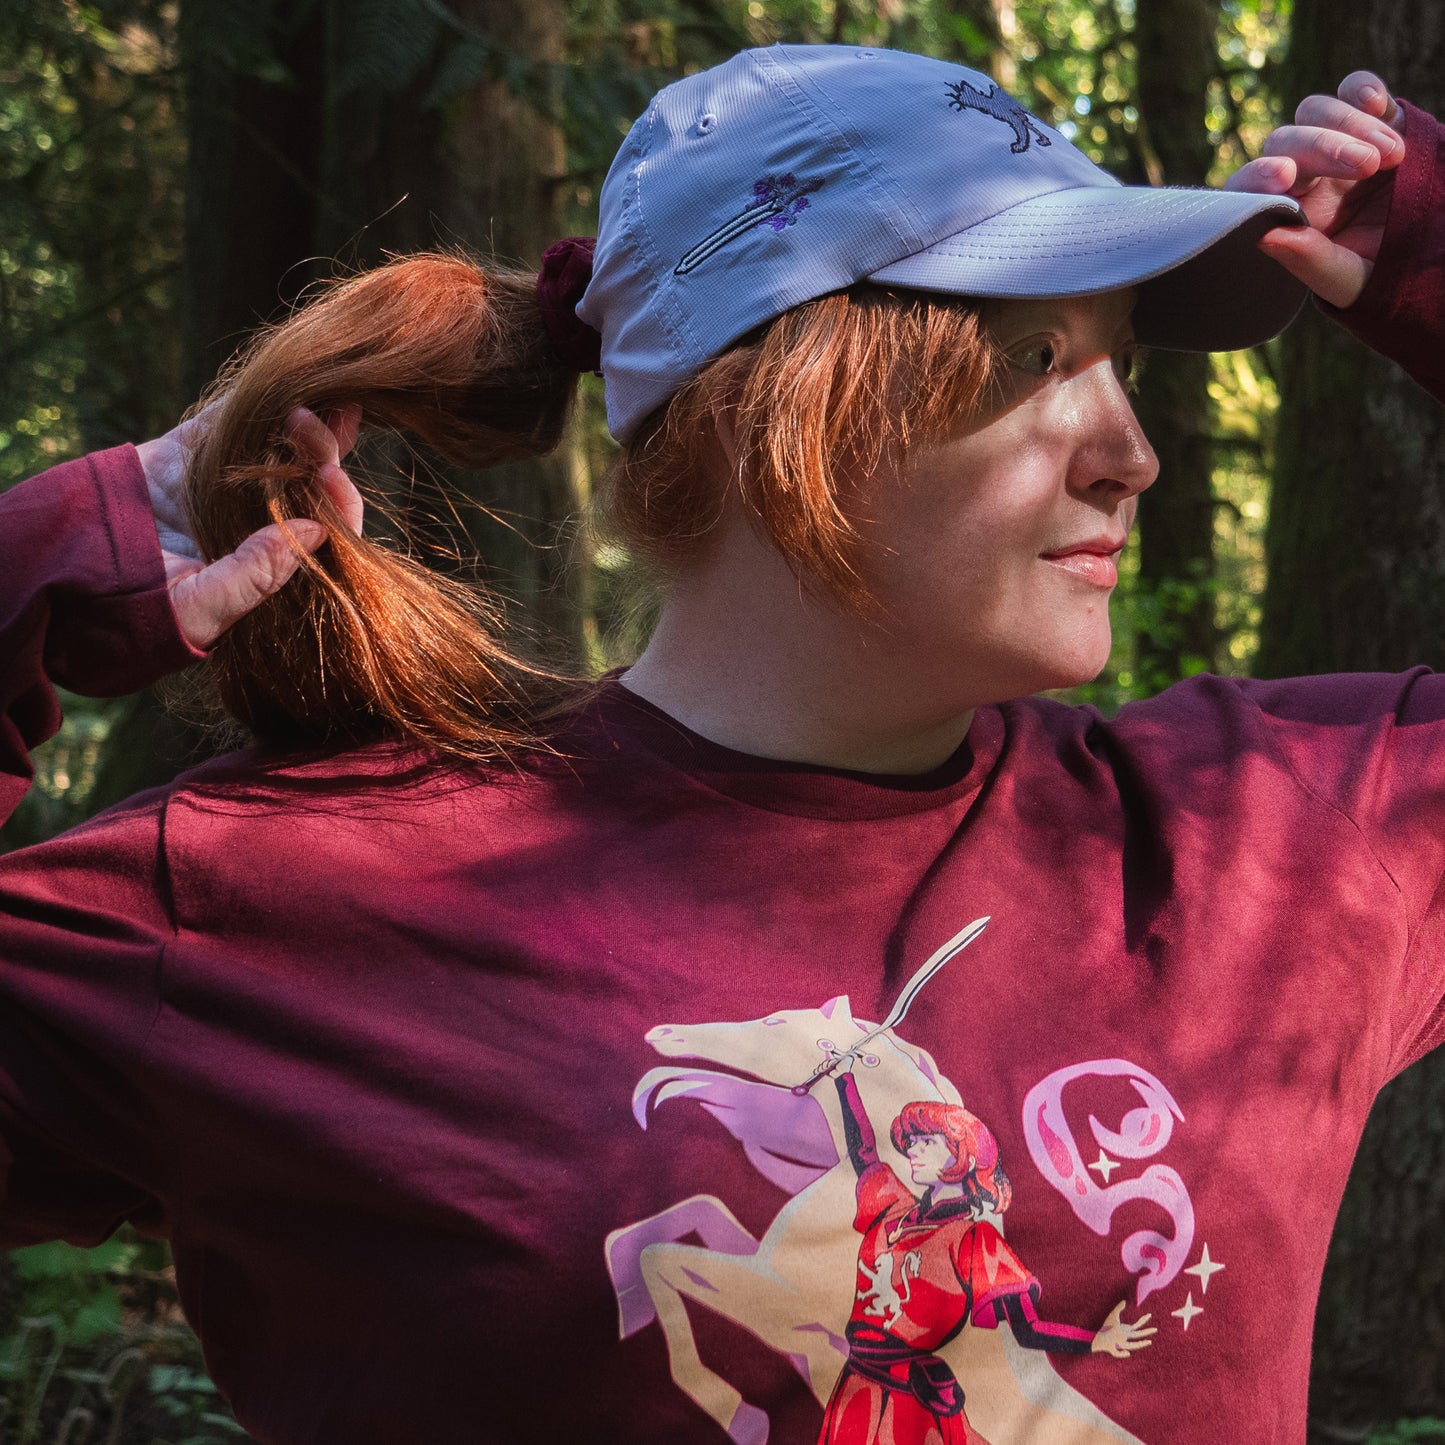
[[820, 1068, 1152, 1445]]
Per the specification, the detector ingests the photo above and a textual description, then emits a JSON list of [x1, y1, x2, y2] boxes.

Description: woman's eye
[[1009, 340, 1057, 376], [1114, 346, 1141, 392]]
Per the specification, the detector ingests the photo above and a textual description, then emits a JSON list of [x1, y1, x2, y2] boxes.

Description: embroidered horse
[[606, 996, 1145, 1445], [944, 77, 1052, 153]]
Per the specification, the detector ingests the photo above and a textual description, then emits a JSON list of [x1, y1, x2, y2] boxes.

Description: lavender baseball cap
[[579, 44, 1307, 442]]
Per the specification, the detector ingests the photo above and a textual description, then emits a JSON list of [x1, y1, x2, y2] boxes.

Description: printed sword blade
[[857, 916, 991, 1049]]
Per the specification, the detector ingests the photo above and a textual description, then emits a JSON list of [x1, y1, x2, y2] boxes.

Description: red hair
[[891, 1100, 1013, 1213], [184, 254, 999, 763]]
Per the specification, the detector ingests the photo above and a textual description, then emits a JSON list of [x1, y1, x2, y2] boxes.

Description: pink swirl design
[[1022, 1059, 1194, 1305]]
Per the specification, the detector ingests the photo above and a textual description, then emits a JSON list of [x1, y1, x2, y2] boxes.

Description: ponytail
[[184, 253, 582, 763]]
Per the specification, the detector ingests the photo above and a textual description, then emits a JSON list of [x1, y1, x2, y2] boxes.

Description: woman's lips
[[1039, 548, 1121, 587]]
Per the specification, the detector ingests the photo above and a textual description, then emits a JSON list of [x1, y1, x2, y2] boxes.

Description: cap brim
[[866, 184, 1309, 352]]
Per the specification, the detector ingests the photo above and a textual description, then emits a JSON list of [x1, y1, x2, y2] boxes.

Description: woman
[[1, 43, 1439, 1445]]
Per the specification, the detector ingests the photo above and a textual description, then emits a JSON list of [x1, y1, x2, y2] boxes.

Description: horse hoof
[[615, 1283, 658, 1338], [727, 1401, 769, 1445]]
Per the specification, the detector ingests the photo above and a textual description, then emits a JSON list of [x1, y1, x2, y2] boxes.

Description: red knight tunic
[[821, 1074, 1095, 1445], [821, 1161, 1037, 1445]]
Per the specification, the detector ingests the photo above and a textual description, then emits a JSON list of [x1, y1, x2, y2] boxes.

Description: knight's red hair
[[184, 253, 998, 762], [891, 1100, 1013, 1213]]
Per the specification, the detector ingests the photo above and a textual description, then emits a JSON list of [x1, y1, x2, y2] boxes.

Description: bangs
[[606, 285, 1000, 610]]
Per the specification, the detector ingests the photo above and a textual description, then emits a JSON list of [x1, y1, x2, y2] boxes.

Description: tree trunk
[[93, 1, 331, 814], [1130, 0, 1220, 687], [314, 0, 580, 651], [1258, 0, 1445, 1433], [93, 0, 579, 813], [179, 0, 326, 398]]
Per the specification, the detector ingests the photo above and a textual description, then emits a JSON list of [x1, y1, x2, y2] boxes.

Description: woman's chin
[[1044, 628, 1116, 692], [1006, 639, 1114, 699]]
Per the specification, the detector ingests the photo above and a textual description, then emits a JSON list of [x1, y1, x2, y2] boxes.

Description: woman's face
[[850, 288, 1157, 709]]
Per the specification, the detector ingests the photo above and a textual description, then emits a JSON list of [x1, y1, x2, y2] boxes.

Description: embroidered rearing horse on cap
[[945, 78, 1053, 153]]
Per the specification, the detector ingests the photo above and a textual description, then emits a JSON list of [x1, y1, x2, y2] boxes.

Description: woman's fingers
[[1229, 71, 1401, 309], [168, 519, 329, 650], [1336, 69, 1401, 126], [284, 405, 365, 535], [1294, 92, 1404, 157], [153, 401, 366, 646], [324, 402, 363, 459], [1257, 223, 1375, 309], [1224, 154, 1297, 196], [1260, 122, 1392, 185]]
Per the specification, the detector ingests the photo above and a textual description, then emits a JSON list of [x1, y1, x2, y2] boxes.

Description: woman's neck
[[620, 513, 976, 776]]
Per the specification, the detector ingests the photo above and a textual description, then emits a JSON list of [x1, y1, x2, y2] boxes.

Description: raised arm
[[1227, 72, 1445, 401], [0, 407, 358, 827], [833, 1070, 879, 1177], [0, 445, 199, 825], [998, 1292, 1154, 1359]]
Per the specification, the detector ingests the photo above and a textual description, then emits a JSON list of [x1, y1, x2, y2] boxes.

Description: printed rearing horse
[[606, 991, 1146, 1445]]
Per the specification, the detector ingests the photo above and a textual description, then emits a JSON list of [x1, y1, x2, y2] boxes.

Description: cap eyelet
[[695, 113, 718, 135]]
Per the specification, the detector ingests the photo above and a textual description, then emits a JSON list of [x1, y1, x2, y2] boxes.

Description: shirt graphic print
[[607, 920, 1216, 1445]]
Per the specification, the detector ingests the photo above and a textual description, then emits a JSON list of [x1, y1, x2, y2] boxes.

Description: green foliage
[[0, 1229, 249, 1443], [0, 0, 184, 486], [335, 0, 450, 98], [9, 1240, 126, 1346], [0, 692, 118, 855], [1369, 1423, 1445, 1444], [1210, 0, 1291, 181]]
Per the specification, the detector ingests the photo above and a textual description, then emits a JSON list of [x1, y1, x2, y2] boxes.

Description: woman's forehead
[[982, 287, 1139, 334]]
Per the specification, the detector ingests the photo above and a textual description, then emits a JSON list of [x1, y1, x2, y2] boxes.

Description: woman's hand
[[135, 404, 363, 650], [1225, 71, 1406, 309]]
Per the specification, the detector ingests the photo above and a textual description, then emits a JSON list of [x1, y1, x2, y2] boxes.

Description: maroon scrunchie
[[537, 236, 602, 374]]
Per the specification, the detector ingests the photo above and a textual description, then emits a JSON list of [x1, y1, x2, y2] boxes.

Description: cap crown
[[579, 45, 1109, 440]]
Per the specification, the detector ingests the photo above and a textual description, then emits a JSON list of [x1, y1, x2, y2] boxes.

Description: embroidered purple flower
[[749, 173, 817, 229], [767, 194, 811, 231], [674, 172, 826, 275]]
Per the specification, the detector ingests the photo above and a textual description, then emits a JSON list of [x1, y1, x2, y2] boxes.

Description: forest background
[[1, 0, 1443, 1440]]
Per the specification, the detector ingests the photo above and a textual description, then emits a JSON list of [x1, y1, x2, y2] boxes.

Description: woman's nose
[[1070, 361, 1160, 502]]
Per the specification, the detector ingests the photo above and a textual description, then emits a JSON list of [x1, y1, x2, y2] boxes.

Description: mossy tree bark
[[1257, 0, 1445, 1433]]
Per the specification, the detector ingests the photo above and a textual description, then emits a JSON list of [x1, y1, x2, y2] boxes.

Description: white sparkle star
[[1172, 1292, 1203, 1330], [1087, 1150, 1119, 1183], [1185, 1244, 1225, 1295]]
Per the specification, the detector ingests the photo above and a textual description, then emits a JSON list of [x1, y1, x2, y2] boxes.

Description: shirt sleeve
[[0, 445, 204, 826], [0, 447, 200, 1245], [1237, 669, 1445, 1074], [0, 795, 179, 1248], [1324, 98, 1445, 402]]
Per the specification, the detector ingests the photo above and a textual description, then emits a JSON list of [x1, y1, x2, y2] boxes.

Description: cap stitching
[[625, 101, 704, 368], [761, 44, 923, 253]]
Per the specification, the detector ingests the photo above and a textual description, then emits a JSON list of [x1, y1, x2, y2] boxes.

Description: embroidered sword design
[[674, 173, 825, 277]]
